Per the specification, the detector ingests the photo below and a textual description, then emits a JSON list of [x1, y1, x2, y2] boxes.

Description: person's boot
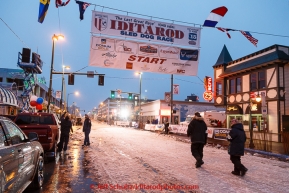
[[240, 167, 248, 176]]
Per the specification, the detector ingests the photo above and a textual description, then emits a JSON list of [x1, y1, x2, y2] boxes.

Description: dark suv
[[0, 116, 44, 192]]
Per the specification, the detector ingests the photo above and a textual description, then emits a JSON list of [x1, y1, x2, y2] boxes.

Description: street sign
[[117, 89, 122, 95]]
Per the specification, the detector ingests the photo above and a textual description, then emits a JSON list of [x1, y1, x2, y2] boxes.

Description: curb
[[245, 148, 289, 160]]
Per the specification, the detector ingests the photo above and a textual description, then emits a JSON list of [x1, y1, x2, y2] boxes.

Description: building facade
[[213, 44, 289, 142], [0, 68, 61, 113]]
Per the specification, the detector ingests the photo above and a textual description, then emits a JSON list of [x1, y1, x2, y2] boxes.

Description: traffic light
[[98, 75, 104, 86], [111, 91, 115, 99], [128, 93, 132, 100], [68, 74, 74, 85]]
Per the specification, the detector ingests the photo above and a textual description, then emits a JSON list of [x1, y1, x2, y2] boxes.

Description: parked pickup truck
[[14, 112, 60, 161]]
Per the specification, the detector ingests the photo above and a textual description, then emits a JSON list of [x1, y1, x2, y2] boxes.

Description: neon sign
[[203, 76, 213, 101]]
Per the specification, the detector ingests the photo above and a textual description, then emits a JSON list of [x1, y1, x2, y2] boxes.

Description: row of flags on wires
[[203, 6, 258, 47], [38, 2, 259, 47], [38, 0, 90, 23]]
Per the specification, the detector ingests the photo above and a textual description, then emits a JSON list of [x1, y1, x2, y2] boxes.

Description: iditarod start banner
[[89, 36, 200, 76], [91, 10, 201, 48]]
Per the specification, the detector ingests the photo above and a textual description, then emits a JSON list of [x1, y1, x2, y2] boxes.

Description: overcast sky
[[1, 0, 288, 112]]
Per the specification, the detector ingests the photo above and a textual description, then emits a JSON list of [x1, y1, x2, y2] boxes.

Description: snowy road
[[75, 121, 289, 193]]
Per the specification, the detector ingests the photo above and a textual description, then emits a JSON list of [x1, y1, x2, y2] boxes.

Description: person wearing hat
[[187, 112, 208, 168], [227, 118, 248, 176], [82, 114, 92, 147]]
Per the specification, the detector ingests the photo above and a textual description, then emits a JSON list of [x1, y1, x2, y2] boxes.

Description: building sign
[[55, 91, 61, 99], [91, 11, 201, 47], [203, 76, 213, 101], [164, 92, 171, 102], [226, 105, 243, 114], [213, 128, 230, 140], [89, 36, 199, 76], [173, 84, 179, 95]]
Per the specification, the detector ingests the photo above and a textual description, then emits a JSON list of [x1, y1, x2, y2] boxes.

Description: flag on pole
[[216, 27, 236, 38], [55, 0, 70, 8], [75, 1, 90, 20], [38, 0, 50, 23], [240, 31, 258, 47], [203, 6, 228, 27]]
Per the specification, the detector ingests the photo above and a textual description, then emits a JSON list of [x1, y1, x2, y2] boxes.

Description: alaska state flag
[[38, 0, 50, 23]]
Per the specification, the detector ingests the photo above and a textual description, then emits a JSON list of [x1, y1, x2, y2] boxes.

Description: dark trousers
[[165, 126, 169, 134], [58, 133, 69, 151], [230, 155, 246, 172], [191, 143, 204, 163], [84, 131, 90, 145]]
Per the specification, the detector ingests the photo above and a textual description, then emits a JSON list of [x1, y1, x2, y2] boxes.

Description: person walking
[[82, 114, 92, 147], [187, 112, 208, 168], [227, 119, 248, 176], [58, 112, 73, 155], [164, 120, 170, 134]]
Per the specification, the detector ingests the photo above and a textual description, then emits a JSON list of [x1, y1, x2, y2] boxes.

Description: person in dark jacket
[[58, 112, 73, 154], [227, 119, 248, 176], [187, 112, 208, 168], [82, 114, 92, 147], [164, 120, 170, 134]]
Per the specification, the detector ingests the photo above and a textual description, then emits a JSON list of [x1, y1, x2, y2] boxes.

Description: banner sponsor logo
[[94, 14, 108, 31], [176, 69, 185, 73], [92, 38, 114, 51], [91, 11, 201, 47], [180, 49, 198, 61], [139, 45, 158, 54]]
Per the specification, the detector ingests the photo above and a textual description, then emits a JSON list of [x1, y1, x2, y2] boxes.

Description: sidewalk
[[157, 131, 289, 161]]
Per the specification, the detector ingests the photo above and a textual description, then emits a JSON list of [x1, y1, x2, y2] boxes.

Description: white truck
[[181, 111, 227, 128]]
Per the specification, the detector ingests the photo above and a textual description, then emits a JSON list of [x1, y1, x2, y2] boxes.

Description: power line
[[90, 3, 288, 38], [0, 18, 29, 48]]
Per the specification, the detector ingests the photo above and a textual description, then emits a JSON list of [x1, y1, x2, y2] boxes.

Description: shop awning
[[0, 85, 18, 107]]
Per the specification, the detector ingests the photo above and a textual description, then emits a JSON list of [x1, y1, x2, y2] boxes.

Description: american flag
[[240, 31, 258, 47]]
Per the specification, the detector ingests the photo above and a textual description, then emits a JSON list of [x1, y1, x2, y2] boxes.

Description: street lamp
[[135, 72, 142, 128], [249, 94, 262, 149], [60, 65, 70, 113], [47, 34, 64, 113], [67, 91, 79, 113]]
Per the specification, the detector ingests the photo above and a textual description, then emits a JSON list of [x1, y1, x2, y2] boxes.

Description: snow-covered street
[[74, 121, 289, 193]]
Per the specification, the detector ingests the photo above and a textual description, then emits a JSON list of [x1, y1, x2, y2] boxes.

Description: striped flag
[[240, 31, 258, 47], [203, 6, 228, 27], [217, 27, 235, 38]]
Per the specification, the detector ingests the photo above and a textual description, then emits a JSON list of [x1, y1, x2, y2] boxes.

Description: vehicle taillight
[[47, 128, 53, 142]]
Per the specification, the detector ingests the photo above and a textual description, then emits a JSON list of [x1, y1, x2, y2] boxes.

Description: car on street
[[14, 112, 60, 161], [0, 116, 45, 192]]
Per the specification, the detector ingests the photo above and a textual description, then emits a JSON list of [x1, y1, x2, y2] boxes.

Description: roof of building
[[218, 44, 289, 77], [213, 45, 233, 67]]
